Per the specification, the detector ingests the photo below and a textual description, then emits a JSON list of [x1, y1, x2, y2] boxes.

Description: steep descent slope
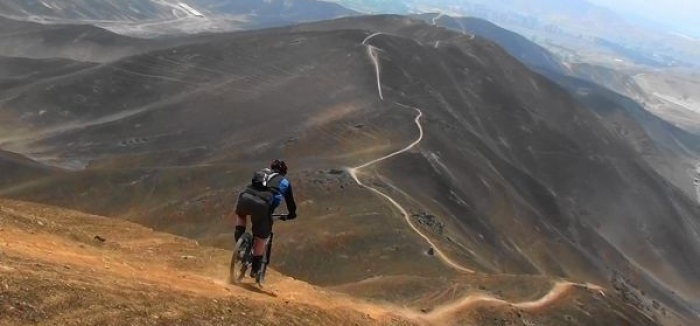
[[0, 199, 662, 326], [0, 199, 417, 326]]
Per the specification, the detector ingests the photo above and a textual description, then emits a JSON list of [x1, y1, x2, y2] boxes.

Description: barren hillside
[[0, 199, 662, 326], [2, 14, 699, 325]]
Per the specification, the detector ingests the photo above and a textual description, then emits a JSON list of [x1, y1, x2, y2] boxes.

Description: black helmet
[[270, 159, 288, 175]]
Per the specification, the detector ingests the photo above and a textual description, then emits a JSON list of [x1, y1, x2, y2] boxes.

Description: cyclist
[[234, 159, 297, 277]]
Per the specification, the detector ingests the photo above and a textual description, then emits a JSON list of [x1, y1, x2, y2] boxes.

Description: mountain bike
[[229, 214, 288, 287]]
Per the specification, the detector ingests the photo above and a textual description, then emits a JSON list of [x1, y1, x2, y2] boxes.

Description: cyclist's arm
[[285, 184, 297, 216], [279, 179, 297, 216]]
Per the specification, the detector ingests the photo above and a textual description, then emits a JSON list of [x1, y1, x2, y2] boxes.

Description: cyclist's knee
[[252, 236, 267, 255], [252, 229, 271, 239]]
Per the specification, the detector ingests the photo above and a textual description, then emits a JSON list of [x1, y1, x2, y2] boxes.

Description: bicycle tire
[[230, 233, 253, 284]]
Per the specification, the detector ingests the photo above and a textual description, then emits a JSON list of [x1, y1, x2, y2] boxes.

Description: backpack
[[251, 168, 283, 193]]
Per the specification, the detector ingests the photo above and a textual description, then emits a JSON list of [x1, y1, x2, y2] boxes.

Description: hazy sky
[[588, 0, 700, 35]]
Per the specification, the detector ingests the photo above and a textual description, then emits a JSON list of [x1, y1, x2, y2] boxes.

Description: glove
[[286, 212, 297, 220]]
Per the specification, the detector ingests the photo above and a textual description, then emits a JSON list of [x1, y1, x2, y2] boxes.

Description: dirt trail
[[344, 105, 604, 323], [423, 281, 605, 324], [356, 33, 474, 273], [363, 32, 385, 100], [349, 35, 609, 325], [347, 109, 474, 274]]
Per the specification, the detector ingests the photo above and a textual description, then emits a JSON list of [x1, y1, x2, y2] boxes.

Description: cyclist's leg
[[250, 205, 273, 276], [234, 214, 247, 242], [234, 193, 255, 242]]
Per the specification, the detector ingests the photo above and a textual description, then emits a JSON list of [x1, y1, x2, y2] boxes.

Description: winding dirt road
[[353, 33, 607, 324], [363, 33, 385, 101], [421, 281, 605, 324], [347, 109, 474, 274]]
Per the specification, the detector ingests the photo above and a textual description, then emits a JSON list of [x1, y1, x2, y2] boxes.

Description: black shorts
[[235, 192, 273, 238]]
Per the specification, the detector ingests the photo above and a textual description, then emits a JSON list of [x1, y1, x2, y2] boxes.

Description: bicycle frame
[[229, 213, 287, 286]]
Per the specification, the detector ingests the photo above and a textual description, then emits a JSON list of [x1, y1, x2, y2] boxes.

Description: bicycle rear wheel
[[230, 233, 253, 284]]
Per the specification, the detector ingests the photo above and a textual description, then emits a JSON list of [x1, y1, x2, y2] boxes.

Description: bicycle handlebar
[[272, 213, 290, 221]]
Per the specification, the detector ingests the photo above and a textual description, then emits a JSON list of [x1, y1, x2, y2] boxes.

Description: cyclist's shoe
[[250, 255, 263, 278], [250, 264, 261, 279]]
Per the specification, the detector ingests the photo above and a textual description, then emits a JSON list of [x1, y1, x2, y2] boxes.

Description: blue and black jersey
[[267, 175, 297, 215]]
